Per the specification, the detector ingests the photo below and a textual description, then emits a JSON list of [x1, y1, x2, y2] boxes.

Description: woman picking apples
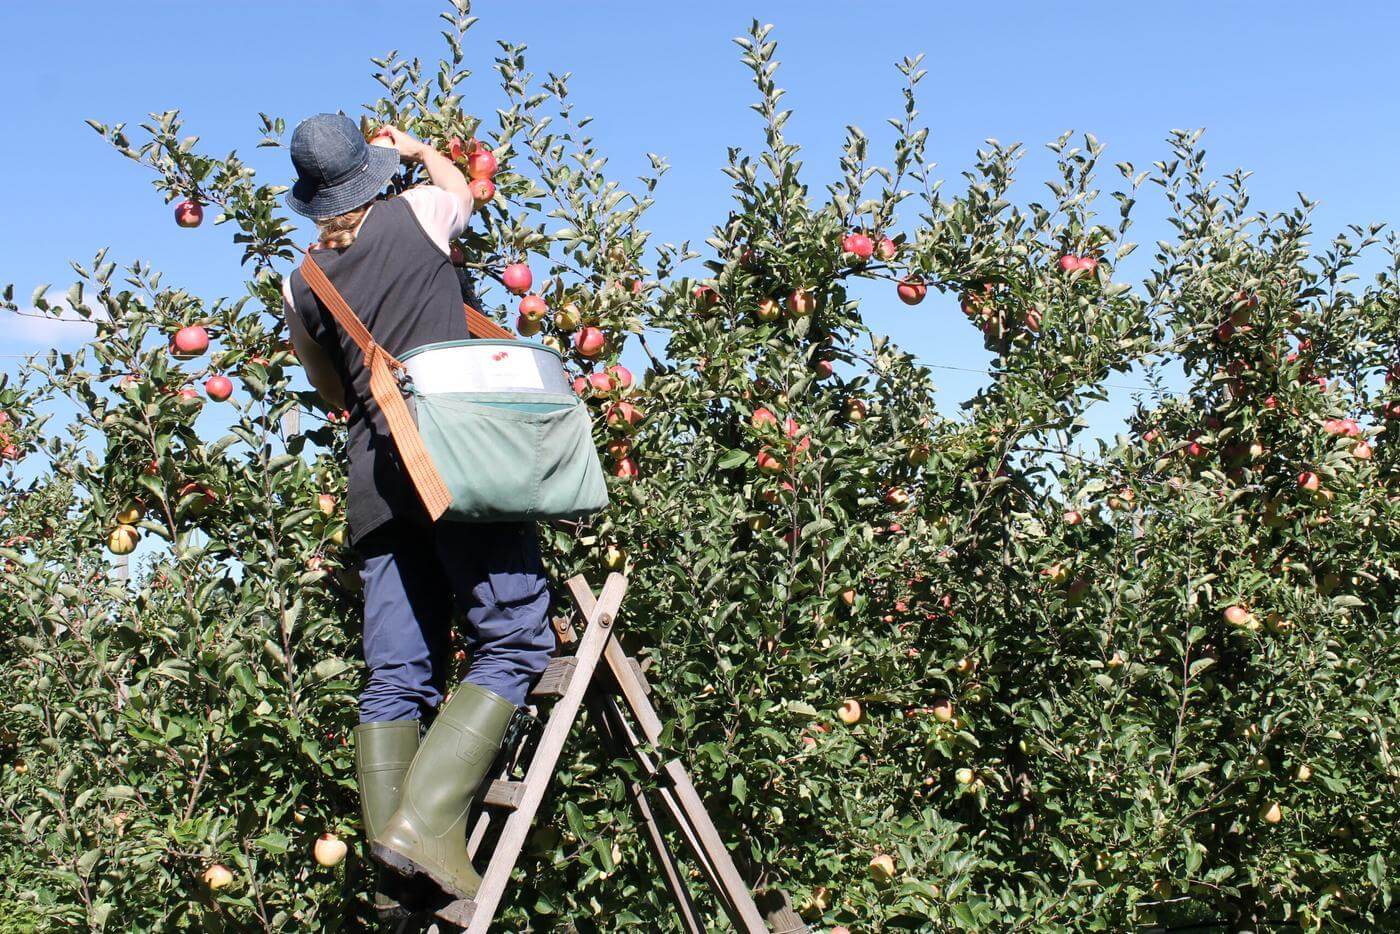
[[280, 113, 553, 916]]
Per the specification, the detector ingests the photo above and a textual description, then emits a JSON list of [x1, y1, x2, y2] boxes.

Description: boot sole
[[371, 841, 478, 903]]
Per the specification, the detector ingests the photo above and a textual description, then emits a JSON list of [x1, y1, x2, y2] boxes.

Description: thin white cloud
[[1, 308, 100, 353]]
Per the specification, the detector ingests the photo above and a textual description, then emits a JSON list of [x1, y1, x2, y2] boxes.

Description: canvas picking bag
[[299, 252, 608, 523]]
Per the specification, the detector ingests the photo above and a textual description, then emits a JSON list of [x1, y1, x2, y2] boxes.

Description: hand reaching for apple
[[372, 125, 476, 210], [371, 126, 430, 164]]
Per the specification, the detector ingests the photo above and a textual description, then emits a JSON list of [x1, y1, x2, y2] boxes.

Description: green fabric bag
[[411, 389, 609, 522]]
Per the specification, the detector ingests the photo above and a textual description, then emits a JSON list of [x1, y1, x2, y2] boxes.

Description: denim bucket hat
[[285, 113, 399, 219]]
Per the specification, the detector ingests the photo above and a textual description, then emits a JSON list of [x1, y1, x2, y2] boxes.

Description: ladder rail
[[426, 574, 804, 933], [457, 573, 627, 933]]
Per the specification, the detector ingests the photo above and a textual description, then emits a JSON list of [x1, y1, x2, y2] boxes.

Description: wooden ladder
[[415, 573, 809, 933]]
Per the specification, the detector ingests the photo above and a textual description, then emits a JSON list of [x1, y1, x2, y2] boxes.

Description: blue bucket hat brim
[[285, 143, 400, 220]]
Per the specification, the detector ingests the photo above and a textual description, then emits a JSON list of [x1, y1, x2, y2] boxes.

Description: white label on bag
[[406, 343, 570, 395]]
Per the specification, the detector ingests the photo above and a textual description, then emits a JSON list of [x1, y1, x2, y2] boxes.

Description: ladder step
[[531, 656, 576, 697], [433, 896, 476, 927], [628, 657, 653, 695], [482, 779, 527, 810]]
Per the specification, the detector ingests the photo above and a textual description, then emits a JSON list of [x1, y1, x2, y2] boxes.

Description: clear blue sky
[[3, 1, 1398, 412]]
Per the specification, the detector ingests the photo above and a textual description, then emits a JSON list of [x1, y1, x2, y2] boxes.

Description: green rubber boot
[[371, 683, 515, 901], [353, 720, 421, 918]]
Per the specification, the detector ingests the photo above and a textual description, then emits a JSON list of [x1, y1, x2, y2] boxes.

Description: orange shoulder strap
[[298, 251, 454, 521]]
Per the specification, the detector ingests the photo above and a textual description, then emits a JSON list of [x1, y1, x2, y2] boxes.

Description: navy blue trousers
[[355, 520, 555, 722]]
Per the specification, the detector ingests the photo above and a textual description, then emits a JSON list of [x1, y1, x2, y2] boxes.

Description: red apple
[[751, 408, 779, 430], [447, 136, 466, 162], [1223, 605, 1252, 627], [693, 284, 720, 310], [466, 146, 498, 180], [1297, 470, 1320, 492], [845, 399, 867, 421], [875, 236, 898, 261], [571, 376, 588, 396], [896, 278, 927, 306], [468, 177, 495, 205], [174, 200, 204, 228], [172, 325, 210, 357], [930, 698, 954, 722], [1063, 509, 1083, 526], [613, 456, 640, 480], [812, 358, 834, 379], [606, 364, 633, 390], [369, 128, 396, 148], [1077, 255, 1099, 272], [756, 449, 785, 475], [1058, 254, 1080, 272], [502, 263, 533, 295], [518, 294, 548, 321], [587, 372, 613, 393], [841, 233, 874, 262], [787, 288, 817, 316], [574, 326, 605, 358], [605, 401, 643, 434], [606, 437, 631, 461], [1353, 440, 1373, 460], [204, 375, 233, 402]]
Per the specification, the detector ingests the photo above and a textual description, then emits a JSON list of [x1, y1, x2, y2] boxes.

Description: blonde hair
[[315, 201, 374, 250]]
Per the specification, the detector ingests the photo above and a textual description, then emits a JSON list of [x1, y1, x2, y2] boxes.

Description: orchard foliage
[[2, 3, 1398, 930]]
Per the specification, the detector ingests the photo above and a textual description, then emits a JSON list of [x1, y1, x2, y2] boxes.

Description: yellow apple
[[837, 699, 863, 725], [107, 525, 140, 555], [314, 833, 348, 868], [868, 853, 897, 881], [203, 863, 234, 889]]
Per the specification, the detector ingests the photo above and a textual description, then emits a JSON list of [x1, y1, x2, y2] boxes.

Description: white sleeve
[[401, 186, 471, 255], [281, 276, 297, 314]]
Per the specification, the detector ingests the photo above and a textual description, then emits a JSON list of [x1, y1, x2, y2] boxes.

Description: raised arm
[[378, 126, 475, 211]]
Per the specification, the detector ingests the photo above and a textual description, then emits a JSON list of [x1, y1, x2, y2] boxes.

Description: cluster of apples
[[750, 407, 811, 479], [841, 231, 931, 309], [1322, 416, 1373, 459], [0, 410, 21, 462], [569, 364, 641, 480], [959, 281, 1041, 342], [169, 325, 236, 402], [502, 261, 610, 361], [1057, 252, 1100, 274], [451, 136, 500, 207]]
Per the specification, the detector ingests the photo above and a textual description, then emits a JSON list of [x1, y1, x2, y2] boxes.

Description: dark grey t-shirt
[[287, 195, 470, 544]]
